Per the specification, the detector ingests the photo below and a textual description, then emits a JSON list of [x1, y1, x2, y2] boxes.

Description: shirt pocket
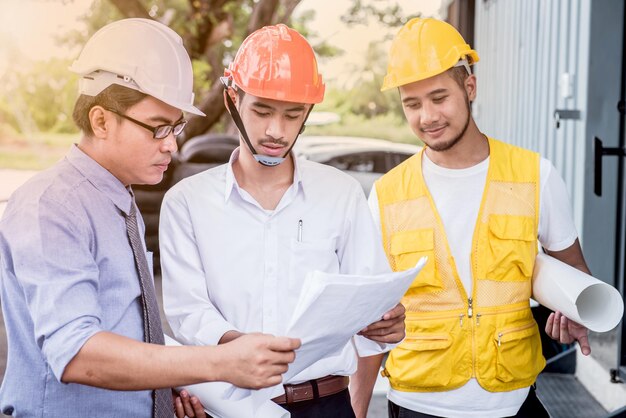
[[486, 215, 535, 281], [390, 229, 442, 292], [388, 332, 454, 388], [289, 237, 339, 286], [494, 321, 544, 383]]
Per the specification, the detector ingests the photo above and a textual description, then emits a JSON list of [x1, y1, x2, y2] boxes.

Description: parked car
[[135, 134, 421, 271], [294, 135, 421, 194]]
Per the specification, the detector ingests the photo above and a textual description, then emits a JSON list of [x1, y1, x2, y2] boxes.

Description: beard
[[423, 99, 472, 152]]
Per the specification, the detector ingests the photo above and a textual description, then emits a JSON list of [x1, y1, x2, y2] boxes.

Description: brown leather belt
[[271, 375, 349, 405]]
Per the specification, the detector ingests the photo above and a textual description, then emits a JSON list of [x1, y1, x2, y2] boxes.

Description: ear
[[223, 88, 238, 114], [465, 74, 477, 102], [88, 106, 111, 139]]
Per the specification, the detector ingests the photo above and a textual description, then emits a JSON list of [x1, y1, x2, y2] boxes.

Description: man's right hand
[[220, 333, 301, 389]]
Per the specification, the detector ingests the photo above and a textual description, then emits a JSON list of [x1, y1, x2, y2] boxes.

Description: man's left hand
[[174, 389, 206, 418], [358, 303, 406, 344], [545, 311, 591, 356]]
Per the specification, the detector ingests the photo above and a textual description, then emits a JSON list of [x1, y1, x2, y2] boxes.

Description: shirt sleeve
[[538, 159, 579, 251], [7, 195, 103, 381], [338, 184, 395, 356], [367, 185, 382, 231], [160, 187, 239, 346]]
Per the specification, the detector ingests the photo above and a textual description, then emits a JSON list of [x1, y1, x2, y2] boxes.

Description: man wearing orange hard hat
[[160, 24, 406, 417], [369, 17, 593, 418]]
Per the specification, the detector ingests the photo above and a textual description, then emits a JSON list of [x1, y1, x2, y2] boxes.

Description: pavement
[[0, 168, 390, 417]]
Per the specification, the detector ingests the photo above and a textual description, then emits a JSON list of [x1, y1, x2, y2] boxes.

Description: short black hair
[[447, 66, 470, 90], [72, 84, 147, 136]]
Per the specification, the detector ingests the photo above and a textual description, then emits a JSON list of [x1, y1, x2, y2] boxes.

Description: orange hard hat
[[224, 24, 325, 104]]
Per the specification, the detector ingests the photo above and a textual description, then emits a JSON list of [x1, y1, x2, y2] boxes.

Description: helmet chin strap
[[221, 77, 313, 167]]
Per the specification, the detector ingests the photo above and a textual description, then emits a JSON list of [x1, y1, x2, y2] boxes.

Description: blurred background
[[1, 1, 626, 417], [0, 0, 446, 170]]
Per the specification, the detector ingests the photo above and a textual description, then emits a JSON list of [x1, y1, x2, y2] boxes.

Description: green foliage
[[318, 41, 404, 121], [1, 58, 79, 134], [0, 0, 415, 142], [341, 0, 419, 28]]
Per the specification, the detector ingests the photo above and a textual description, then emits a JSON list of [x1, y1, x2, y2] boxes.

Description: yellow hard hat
[[381, 17, 479, 91]]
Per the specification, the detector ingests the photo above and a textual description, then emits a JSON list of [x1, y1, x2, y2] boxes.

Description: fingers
[[174, 395, 185, 418], [190, 395, 207, 418], [173, 390, 206, 418], [546, 311, 591, 354], [382, 303, 406, 321], [362, 331, 405, 344], [361, 316, 405, 333], [267, 336, 301, 352], [182, 390, 196, 418], [226, 334, 300, 389], [559, 313, 573, 343], [577, 333, 591, 356], [545, 312, 554, 337]]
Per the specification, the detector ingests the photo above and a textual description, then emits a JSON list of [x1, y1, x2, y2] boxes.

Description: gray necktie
[[125, 202, 172, 418]]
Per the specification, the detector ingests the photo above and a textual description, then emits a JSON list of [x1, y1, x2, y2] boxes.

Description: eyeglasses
[[105, 108, 187, 139]]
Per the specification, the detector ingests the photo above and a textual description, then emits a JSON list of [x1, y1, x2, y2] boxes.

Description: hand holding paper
[[358, 302, 406, 343], [532, 253, 624, 333], [545, 311, 591, 355], [225, 257, 428, 403], [164, 335, 290, 418]]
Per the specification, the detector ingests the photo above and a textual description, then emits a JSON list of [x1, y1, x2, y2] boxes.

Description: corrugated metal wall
[[472, 0, 590, 233]]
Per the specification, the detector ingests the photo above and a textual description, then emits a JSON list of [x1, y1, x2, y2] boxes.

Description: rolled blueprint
[[532, 253, 624, 332], [163, 335, 289, 418]]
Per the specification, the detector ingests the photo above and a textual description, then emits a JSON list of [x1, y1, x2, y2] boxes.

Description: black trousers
[[282, 388, 356, 418], [388, 385, 550, 418]]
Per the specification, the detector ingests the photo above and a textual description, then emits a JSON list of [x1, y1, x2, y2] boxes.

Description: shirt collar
[[66, 144, 133, 215], [224, 147, 305, 203]]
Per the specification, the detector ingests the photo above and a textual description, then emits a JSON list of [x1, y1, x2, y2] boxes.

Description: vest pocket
[[389, 333, 454, 388], [494, 321, 543, 383], [390, 229, 442, 292], [486, 215, 535, 281]]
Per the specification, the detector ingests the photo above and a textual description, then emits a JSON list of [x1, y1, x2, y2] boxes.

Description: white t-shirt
[[368, 152, 579, 417]]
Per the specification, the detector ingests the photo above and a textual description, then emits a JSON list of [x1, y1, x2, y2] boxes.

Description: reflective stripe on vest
[[375, 137, 545, 392]]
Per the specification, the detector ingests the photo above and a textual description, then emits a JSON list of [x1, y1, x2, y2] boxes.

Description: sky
[[0, 0, 444, 82]]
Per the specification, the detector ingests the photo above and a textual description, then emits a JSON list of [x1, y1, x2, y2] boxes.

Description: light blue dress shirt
[[0, 145, 153, 417]]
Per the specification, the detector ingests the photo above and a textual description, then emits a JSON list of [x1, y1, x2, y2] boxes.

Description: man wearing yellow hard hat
[[369, 17, 593, 417]]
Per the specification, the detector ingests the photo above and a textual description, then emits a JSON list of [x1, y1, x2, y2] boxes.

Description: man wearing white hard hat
[[0, 18, 300, 418]]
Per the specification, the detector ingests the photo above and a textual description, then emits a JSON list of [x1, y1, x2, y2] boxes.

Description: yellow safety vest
[[374, 137, 545, 393]]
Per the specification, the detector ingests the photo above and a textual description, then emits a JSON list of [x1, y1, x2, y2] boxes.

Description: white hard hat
[[69, 18, 205, 116]]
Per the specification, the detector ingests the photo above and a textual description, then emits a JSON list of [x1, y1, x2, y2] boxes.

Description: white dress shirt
[[160, 149, 392, 383]]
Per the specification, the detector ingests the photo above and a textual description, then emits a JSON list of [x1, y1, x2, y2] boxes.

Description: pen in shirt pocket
[[297, 219, 303, 242]]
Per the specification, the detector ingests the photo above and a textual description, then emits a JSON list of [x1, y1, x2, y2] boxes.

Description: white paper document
[[532, 253, 624, 332], [225, 257, 428, 403], [164, 335, 290, 418]]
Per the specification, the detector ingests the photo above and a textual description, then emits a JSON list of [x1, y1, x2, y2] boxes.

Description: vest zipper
[[459, 314, 464, 327], [467, 297, 473, 318], [497, 322, 535, 346], [476, 313, 481, 326]]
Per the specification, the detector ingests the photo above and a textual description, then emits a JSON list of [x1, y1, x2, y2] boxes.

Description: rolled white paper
[[532, 253, 624, 332], [164, 335, 289, 418]]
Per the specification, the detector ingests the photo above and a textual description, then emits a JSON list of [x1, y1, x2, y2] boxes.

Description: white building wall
[[472, 0, 590, 235]]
